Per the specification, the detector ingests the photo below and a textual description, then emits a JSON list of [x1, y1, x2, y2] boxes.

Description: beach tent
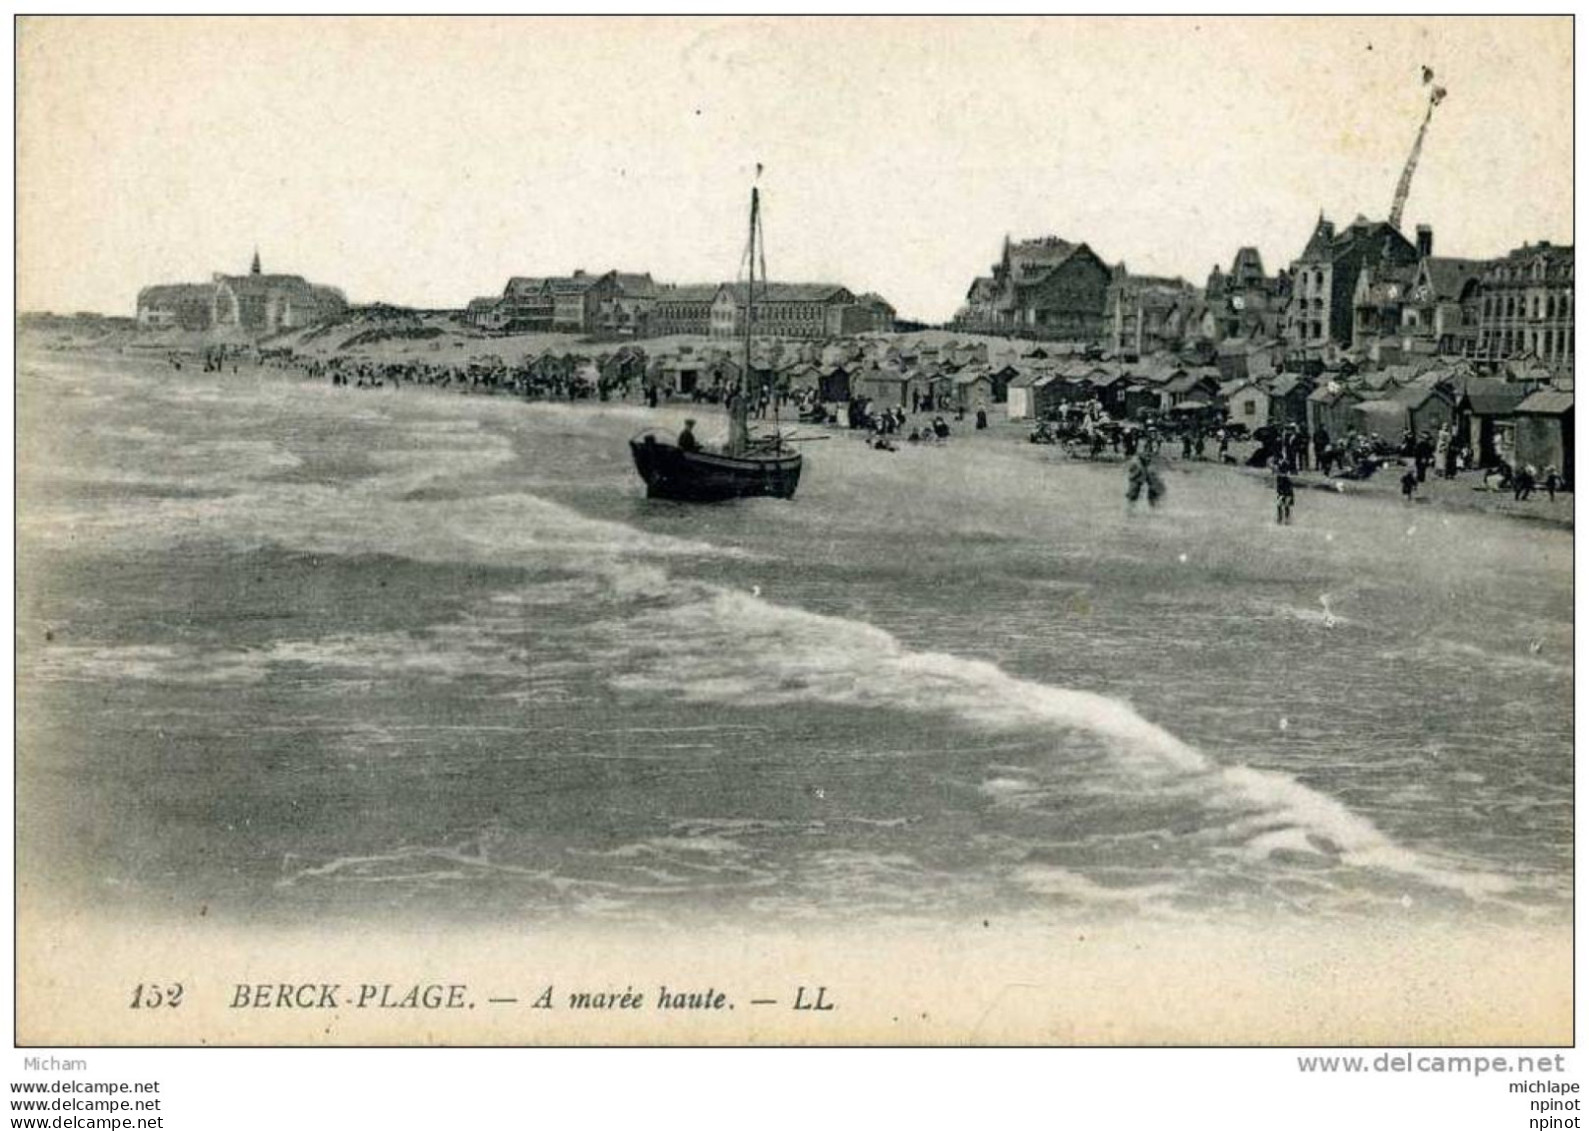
[[1456, 378, 1532, 467], [1389, 383, 1457, 435], [1221, 379, 1269, 430], [1265, 372, 1314, 428], [1513, 390, 1574, 486], [1005, 370, 1043, 420], [952, 370, 996, 414], [818, 364, 851, 403], [1307, 382, 1363, 440]]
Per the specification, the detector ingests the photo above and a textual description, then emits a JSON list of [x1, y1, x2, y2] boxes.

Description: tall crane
[[1388, 67, 1448, 231]]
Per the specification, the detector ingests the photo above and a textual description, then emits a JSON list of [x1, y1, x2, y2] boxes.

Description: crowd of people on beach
[[160, 345, 1565, 518], [169, 344, 665, 402]]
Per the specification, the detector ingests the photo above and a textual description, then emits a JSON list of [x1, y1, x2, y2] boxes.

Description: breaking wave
[[605, 584, 1516, 903]]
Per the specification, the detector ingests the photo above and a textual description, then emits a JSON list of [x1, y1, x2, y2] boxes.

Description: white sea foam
[[1387, 636, 1572, 679], [606, 582, 1516, 902], [1011, 865, 1182, 905], [26, 643, 271, 686]]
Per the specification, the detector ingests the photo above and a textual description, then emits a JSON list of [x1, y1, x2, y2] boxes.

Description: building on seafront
[[474, 274, 892, 340], [1285, 214, 1420, 353], [1105, 272, 1198, 357], [709, 282, 857, 339], [652, 283, 724, 337], [595, 273, 659, 337], [954, 235, 1113, 341], [1201, 247, 1291, 344], [852, 293, 897, 334], [465, 295, 507, 330], [1397, 253, 1488, 357], [1474, 242, 1574, 369], [135, 251, 348, 334], [1341, 232, 1572, 371], [134, 284, 218, 331]]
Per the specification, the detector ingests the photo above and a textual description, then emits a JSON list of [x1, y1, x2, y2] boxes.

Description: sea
[[16, 350, 1574, 933]]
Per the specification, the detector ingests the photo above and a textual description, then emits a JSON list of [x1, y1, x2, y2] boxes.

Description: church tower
[[250, 248, 262, 276]]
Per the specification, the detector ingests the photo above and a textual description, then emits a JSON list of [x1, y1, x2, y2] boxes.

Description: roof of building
[[1515, 390, 1574, 415], [216, 273, 318, 296], [1007, 236, 1077, 272], [1419, 257, 1490, 302], [1387, 383, 1453, 409], [1356, 369, 1404, 392], [656, 283, 725, 304], [547, 272, 612, 294], [1164, 371, 1217, 394], [466, 296, 499, 312], [503, 276, 548, 298], [1231, 246, 1266, 278], [611, 273, 657, 297], [138, 283, 215, 306], [1118, 273, 1191, 291], [1459, 377, 1533, 416], [1500, 241, 1574, 265], [718, 282, 851, 304], [1298, 215, 1416, 266], [1308, 382, 1361, 404], [1267, 372, 1310, 398]]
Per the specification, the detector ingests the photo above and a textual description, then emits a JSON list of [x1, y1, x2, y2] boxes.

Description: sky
[[16, 16, 1574, 323]]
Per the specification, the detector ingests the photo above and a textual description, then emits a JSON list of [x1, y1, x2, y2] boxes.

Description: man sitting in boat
[[678, 419, 701, 452]]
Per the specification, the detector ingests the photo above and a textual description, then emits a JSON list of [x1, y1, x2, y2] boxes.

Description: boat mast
[[759, 192, 780, 448], [734, 186, 757, 456]]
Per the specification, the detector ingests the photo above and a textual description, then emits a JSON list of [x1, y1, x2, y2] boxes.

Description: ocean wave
[[1382, 636, 1572, 678], [604, 583, 1516, 902]]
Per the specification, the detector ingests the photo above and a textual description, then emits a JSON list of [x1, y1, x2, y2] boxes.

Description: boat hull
[[629, 433, 802, 502]]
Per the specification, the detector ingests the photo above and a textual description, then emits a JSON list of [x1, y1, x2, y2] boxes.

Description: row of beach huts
[[634, 335, 1573, 482]]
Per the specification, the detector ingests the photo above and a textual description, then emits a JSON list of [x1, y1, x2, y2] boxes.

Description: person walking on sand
[[1415, 432, 1435, 482], [1434, 424, 1451, 480], [1400, 463, 1418, 503], [1544, 464, 1562, 502], [1126, 451, 1165, 510], [1514, 463, 1537, 502], [1274, 461, 1295, 525]]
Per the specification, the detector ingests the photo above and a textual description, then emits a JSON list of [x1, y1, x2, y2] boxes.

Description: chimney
[[1416, 225, 1433, 258]]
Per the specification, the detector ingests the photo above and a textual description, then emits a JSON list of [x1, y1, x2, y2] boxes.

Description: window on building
[[1243, 401, 1255, 416]]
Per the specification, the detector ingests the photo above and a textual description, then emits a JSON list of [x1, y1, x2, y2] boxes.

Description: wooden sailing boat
[[629, 179, 803, 501]]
